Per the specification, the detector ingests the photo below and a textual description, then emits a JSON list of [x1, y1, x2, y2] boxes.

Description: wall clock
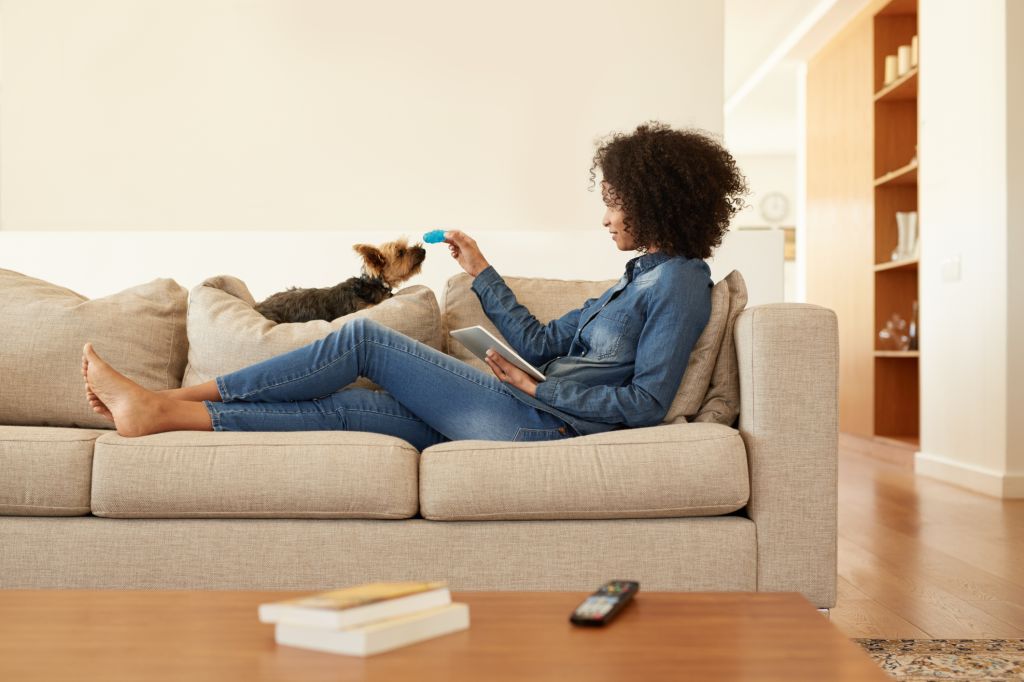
[[759, 191, 789, 224]]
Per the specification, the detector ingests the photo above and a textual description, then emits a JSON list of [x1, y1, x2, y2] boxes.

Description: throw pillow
[[181, 275, 445, 393], [0, 268, 189, 429], [692, 270, 748, 426], [661, 276, 732, 424]]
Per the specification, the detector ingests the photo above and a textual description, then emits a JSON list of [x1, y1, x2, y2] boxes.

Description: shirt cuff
[[534, 376, 561, 405], [470, 265, 502, 294]]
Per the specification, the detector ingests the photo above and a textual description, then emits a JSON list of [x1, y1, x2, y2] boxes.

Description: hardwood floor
[[832, 447, 1024, 638]]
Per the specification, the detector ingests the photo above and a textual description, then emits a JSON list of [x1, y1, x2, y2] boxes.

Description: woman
[[82, 121, 747, 449]]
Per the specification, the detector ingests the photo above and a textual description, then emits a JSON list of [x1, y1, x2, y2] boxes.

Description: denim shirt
[[470, 251, 713, 437]]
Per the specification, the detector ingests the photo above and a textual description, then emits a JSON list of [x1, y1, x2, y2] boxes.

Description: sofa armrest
[[735, 303, 838, 608]]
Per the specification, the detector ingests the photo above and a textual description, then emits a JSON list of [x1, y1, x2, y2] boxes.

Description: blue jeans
[[203, 318, 578, 451]]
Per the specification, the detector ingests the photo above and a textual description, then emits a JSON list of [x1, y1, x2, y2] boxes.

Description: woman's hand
[[484, 349, 539, 397], [444, 230, 491, 277]]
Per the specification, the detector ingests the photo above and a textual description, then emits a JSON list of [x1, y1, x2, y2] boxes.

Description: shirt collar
[[624, 251, 674, 281]]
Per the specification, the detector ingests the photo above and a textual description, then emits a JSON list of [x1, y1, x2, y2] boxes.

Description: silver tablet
[[449, 325, 546, 381]]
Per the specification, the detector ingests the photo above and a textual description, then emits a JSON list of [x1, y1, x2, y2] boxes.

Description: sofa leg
[[817, 608, 831, 620]]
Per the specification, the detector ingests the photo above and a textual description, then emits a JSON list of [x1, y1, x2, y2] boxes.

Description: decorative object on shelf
[[911, 35, 919, 67], [910, 210, 920, 259], [878, 313, 911, 352], [884, 55, 898, 85], [897, 45, 912, 76], [758, 191, 789, 224], [908, 301, 919, 351], [892, 211, 919, 261]]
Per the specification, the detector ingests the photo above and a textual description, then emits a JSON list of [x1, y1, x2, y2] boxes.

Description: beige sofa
[[0, 267, 838, 608]]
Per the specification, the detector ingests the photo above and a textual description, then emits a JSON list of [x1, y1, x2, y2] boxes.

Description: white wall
[[731, 154, 794, 302], [0, 0, 723, 232], [732, 154, 796, 227], [0, 227, 783, 308], [916, 0, 1023, 497], [1007, 0, 1024, 488]]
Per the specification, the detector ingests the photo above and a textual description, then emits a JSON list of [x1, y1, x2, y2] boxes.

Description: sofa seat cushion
[[419, 423, 749, 521], [0, 426, 104, 516], [90, 431, 419, 519]]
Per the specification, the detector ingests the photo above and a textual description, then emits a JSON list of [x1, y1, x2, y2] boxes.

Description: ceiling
[[723, 0, 866, 156], [724, 0, 823, 101]]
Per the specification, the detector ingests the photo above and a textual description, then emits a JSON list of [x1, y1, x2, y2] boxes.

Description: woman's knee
[[332, 316, 379, 342]]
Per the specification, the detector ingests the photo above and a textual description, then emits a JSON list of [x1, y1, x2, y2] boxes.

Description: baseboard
[[915, 451, 1024, 499]]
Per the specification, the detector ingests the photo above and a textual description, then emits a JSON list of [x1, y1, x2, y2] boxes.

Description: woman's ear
[[353, 244, 386, 274]]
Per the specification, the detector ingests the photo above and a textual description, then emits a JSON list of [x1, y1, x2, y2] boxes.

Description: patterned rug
[[855, 639, 1024, 680]]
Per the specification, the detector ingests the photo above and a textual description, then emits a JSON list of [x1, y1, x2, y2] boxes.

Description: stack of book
[[259, 581, 469, 657]]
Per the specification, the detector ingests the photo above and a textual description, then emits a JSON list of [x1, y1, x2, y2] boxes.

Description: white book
[[275, 603, 470, 657], [259, 582, 451, 629], [449, 325, 546, 381]]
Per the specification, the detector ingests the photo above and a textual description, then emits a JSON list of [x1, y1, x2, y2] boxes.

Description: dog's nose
[[413, 246, 426, 260]]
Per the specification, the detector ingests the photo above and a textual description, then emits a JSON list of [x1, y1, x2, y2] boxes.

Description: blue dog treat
[[423, 229, 447, 244]]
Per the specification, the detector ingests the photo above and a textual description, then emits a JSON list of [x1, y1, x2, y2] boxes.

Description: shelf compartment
[[874, 67, 918, 102], [874, 354, 920, 439], [874, 159, 918, 187]]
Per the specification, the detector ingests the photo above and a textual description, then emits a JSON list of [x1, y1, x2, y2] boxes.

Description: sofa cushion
[[441, 272, 614, 363], [90, 431, 419, 519], [662, 276, 732, 423], [419, 423, 748, 520], [692, 271, 748, 426], [441, 270, 747, 425], [182, 275, 445, 393], [0, 426, 104, 516], [0, 268, 188, 429]]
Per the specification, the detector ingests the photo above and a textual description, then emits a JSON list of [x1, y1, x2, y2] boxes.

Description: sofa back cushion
[[0, 268, 188, 429], [182, 275, 445, 391], [441, 269, 747, 425], [442, 273, 614, 366]]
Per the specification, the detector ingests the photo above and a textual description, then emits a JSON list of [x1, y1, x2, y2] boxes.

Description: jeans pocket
[[512, 425, 572, 442]]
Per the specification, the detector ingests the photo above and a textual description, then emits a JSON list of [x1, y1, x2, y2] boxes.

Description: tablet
[[449, 326, 546, 381]]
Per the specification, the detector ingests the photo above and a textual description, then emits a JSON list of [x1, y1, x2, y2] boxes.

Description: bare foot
[[82, 355, 113, 421], [83, 342, 170, 437]]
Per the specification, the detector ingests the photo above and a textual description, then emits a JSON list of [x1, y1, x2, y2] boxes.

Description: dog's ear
[[353, 243, 387, 274]]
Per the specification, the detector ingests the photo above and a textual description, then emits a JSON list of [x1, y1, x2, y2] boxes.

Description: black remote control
[[569, 580, 639, 626]]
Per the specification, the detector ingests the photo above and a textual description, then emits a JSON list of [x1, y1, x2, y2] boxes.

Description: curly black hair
[[588, 121, 748, 260]]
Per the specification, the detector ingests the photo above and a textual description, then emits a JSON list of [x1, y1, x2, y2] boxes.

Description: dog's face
[[353, 238, 426, 288]]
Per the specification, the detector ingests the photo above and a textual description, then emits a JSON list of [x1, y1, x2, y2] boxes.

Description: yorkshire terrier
[[254, 237, 426, 323]]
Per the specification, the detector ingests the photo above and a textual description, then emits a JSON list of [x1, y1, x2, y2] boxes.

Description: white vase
[[906, 211, 918, 260], [894, 212, 910, 261]]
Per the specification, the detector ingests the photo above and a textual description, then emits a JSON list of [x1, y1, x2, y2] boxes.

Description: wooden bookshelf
[[873, 0, 919, 442]]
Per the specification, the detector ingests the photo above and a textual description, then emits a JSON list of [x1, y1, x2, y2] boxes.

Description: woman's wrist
[[470, 261, 492, 278]]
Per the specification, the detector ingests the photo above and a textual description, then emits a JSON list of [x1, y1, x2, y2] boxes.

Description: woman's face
[[602, 182, 655, 252], [603, 202, 637, 252]]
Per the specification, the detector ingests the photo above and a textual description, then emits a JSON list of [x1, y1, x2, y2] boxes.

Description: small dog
[[254, 237, 426, 323]]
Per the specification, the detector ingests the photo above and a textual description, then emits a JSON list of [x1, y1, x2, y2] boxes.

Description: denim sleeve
[[533, 271, 712, 427], [470, 265, 597, 366]]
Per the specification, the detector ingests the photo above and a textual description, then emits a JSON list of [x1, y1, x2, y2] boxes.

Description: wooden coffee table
[[0, 591, 886, 681]]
